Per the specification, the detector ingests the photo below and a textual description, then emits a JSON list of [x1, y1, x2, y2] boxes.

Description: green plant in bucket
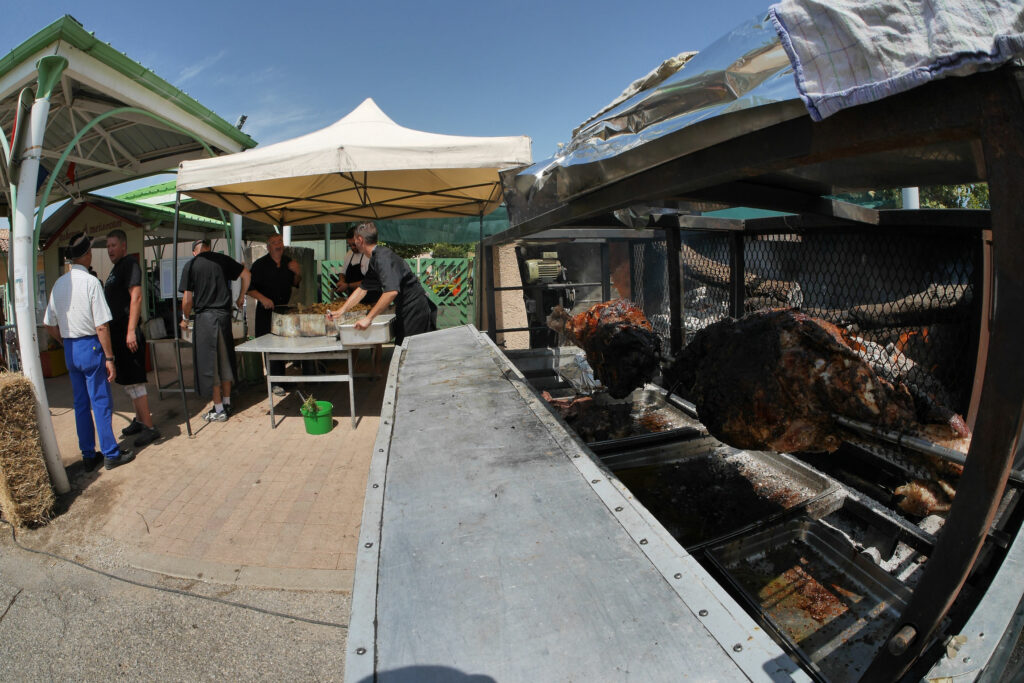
[[301, 393, 318, 415]]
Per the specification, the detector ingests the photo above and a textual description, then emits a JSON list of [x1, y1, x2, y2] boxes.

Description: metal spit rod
[[832, 414, 1024, 487]]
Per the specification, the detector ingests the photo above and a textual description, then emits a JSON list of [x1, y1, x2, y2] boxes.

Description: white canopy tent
[[176, 98, 532, 225]]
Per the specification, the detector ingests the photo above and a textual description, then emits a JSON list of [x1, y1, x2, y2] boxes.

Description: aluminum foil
[[502, 11, 801, 227]]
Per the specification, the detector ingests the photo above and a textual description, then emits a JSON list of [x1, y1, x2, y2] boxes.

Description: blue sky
[[3, 0, 771, 196]]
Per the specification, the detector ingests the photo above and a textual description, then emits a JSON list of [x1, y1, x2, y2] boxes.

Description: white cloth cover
[[770, 0, 1024, 121]]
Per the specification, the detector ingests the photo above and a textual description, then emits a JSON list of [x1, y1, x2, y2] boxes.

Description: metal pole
[[12, 56, 69, 494], [231, 213, 245, 337], [171, 192, 192, 437], [282, 225, 292, 247], [665, 227, 683, 357], [600, 242, 611, 302], [729, 232, 745, 318]]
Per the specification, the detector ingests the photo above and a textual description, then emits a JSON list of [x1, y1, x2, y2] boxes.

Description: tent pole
[[12, 58, 69, 494], [171, 191, 192, 437]]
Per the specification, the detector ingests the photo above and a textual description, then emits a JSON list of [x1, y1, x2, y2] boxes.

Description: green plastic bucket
[[300, 400, 333, 435]]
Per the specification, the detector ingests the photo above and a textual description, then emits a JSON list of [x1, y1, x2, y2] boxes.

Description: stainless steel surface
[[708, 517, 913, 683], [235, 334, 356, 428], [607, 439, 834, 550], [270, 308, 328, 337], [352, 325, 805, 681]]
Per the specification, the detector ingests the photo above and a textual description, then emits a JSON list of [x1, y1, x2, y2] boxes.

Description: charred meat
[[548, 300, 662, 399], [542, 392, 633, 442], [662, 308, 969, 454]]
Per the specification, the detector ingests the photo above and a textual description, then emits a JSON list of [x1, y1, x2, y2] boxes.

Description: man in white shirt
[[44, 233, 134, 472]]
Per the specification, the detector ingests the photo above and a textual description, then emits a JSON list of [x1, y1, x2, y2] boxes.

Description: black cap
[[66, 232, 92, 260], [191, 238, 210, 251]]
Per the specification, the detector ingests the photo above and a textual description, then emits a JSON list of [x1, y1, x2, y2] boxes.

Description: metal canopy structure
[[0, 15, 256, 214], [1, 15, 256, 495]]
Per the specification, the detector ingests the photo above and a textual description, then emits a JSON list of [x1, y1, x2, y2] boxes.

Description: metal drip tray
[[707, 517, 912, 683], [609, 441, 833, 549], [544, 385, 705, 447]]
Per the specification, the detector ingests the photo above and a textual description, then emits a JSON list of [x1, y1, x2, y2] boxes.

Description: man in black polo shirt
[[104, 229, 160, 447], [329, 222, 436, 343], [247, 233, 301, 395], [179, 239, 251, 421]]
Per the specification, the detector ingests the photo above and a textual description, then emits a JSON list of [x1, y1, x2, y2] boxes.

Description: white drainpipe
[[902, 187, 920, 210], [12, 56, 69, 494]]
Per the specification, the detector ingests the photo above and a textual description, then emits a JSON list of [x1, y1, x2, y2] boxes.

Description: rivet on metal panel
[[699, 609, 708, 616], [674, 573, 682, 580], [356, 647, 366, 655], [573, 454, 580, 458], [639, 539, 648, 545], [614, 506, 623, 512], [963, 657, 972, 664], [733, 644, 743, 653], [378, 449, 384, 452], [591, 479, 600, 484], [364, 542, 373, 548], [372, 483, 379, 488]]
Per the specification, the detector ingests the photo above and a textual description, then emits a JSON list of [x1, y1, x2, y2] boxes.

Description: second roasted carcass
[[663, 308, 970, 454], [548, 300, 662, 399]]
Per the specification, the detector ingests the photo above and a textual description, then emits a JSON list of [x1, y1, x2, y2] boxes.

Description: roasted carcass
[[548, 300, 662, 399], [663, 308, 970, 454]]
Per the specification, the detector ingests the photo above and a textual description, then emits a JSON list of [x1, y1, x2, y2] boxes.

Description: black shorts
[[109, 319, 148, 386]]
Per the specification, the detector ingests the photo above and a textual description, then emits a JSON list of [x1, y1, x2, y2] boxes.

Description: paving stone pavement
[[23, 349, 387, 592]]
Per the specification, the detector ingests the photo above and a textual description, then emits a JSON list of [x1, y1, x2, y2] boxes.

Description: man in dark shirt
[[104, 229, 160, 447], [178, 239, 251, 421], [329, 222, 436, 343], [247, 233, 301, 395]]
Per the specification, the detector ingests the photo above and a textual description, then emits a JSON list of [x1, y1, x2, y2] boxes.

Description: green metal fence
[[320, 257, 475, 330]]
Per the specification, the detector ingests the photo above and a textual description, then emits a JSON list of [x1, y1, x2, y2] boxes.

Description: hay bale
[[0, 371, 55, 526]]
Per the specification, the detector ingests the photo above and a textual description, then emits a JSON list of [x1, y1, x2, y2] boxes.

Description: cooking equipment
[[271, 305, 329, 337], [609, 439, 834, 549], [707, 517, 914, 683]]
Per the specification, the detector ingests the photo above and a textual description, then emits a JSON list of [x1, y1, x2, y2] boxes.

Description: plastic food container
[[337, 313, 395, 345]]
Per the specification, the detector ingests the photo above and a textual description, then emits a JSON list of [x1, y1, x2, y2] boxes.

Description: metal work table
[[345, 325, 807, 682], [235, 334, 358, 428]]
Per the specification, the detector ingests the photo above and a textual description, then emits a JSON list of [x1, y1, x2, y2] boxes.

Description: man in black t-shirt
[[329, 222, 436, 343], [179, 239, 250, 421], [104, 230, 160, 447], [247, 233, 302, 394]]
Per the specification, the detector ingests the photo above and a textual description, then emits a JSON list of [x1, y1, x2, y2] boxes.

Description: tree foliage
[[836, 184, 989, 210]]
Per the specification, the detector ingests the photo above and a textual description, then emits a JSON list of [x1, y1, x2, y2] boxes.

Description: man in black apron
[[329, 222, 436, 344], [247, 233, 301, 395], [179, 239, 251, 421]]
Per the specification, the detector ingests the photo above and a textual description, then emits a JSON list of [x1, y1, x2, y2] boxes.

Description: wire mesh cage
[[668, 226, 981, 415]]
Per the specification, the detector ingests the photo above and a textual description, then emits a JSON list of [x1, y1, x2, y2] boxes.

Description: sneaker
[[104, 449, 135, 470], [203, 409, 228, 422], [82, 455, 104, 473], [134, 426, 162, 448], [222, 404, 232, 417], [121, 418, 145, 437], [272, 385, 286, 397]]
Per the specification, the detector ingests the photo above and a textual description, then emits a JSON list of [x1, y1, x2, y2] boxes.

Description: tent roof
[[177, 98, 531, 226], [0, 16, 256, 213]]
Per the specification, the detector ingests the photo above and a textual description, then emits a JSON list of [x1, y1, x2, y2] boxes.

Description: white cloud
[[242, 105, 326, 144], [177, 50, 227, 85]]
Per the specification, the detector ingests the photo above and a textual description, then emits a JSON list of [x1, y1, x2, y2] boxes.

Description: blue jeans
[[63, 336, 118, 458]]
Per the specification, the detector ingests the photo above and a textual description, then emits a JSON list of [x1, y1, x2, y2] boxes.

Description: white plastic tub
[[337, 313, 395, 345]]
